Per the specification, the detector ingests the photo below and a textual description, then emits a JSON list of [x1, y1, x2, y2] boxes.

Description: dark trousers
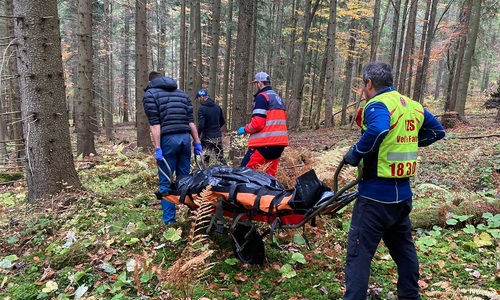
[[201, 137, 226, 165], [344, 197, 421, 300]]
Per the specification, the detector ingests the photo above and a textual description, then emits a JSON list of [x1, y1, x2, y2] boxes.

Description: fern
[[157, 186, 216, 299]]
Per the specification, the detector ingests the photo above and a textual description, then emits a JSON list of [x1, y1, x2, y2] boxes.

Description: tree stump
[[441, 111, 460, 128]]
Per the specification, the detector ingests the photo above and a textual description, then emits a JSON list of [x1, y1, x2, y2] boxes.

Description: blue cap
[[196, 89, 208, 98]]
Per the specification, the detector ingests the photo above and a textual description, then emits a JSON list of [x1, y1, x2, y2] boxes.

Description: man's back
[[198, 98, 225, 139]]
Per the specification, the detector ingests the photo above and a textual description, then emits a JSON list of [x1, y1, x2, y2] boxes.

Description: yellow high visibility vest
[[361, 91, 425, 178]]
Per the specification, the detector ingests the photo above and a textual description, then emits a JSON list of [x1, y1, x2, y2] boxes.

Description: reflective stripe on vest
[[361, 90, 424, 178], [248, 90, 289, 147]]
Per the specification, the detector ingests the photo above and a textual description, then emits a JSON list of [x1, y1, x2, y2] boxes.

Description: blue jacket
[[143, 77, 194, 135], [198, 98, 225, 139], [350, 87, 446, 203]]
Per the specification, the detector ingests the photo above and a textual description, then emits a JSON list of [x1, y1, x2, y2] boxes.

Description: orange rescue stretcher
[[160, 158, 361, 265]]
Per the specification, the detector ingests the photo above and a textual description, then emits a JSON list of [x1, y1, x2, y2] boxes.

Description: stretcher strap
[[252, 187, 271, 216]]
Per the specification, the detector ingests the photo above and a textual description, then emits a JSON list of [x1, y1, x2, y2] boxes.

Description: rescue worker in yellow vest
[[342, 61, 445, 300], [237, 72, 289, 177]]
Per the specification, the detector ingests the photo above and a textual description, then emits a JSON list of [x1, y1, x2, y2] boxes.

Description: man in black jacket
[[143, 71, 202, 225], [196, 89, 226, 166]]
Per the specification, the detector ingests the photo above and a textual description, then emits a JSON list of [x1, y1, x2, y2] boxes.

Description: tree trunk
[[221, 0, 233, 130], [13, 0, 81, 202], [208, 0, 221, 98], [397, 0, 418, 95], [122, 11, 131, 122], [179, 0, 186, 90], [445, 0, 473, 113], [388, 0, 401, 68], [231, 0, 254, 130], [156, 0, 166, 72], [394, 0, 409, 88], [6, 0, 25, 166], [288, 0, 319, 131], [285, 0, 298, 102], [76, 0, 97, 157], [455, 0, 482, 116], [323, 0, 337, 128], [271, 0, 284, 83], [229, 0, 255, 162], [413, 0, 437, 103], [370, 0, 381, 61], [136, 0, 151, 150], [193, 0, 202, 103], [103, 0, 114, 142], [341, 19, 357, 125], [434, 59, 443, 100]]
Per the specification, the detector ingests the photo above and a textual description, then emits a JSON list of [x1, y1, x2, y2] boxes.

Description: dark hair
[[362, 61, 393, 90], [148, 71, 164, 81]]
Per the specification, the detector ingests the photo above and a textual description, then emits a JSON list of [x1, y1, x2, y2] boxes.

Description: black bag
[[289, 169, 330, 210]]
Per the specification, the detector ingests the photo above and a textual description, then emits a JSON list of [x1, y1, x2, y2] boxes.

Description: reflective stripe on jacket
[[247, 90, 289, 148], [361, 90, 424, 178]]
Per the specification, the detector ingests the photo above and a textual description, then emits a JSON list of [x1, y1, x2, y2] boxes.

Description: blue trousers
[[344, 197, 420, 300], [158, 133, 191, 225]]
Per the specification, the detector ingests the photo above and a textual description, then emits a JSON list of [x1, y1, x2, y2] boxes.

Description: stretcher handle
[[333, 160, 362, 195], [158, 157, 174, 183], [194, 153, 204, 170]]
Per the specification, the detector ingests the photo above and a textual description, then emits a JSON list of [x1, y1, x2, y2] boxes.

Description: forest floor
[[0, 98, 499, 300]]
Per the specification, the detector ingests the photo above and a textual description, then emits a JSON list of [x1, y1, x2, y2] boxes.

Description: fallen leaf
[[418, 280, 428, 289], [437, 260, 445, 269]]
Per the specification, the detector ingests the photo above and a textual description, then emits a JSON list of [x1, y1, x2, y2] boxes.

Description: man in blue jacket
[[342, 61, 445, 300], [143, 71, 202, 225], [196, 89, 226, 165]]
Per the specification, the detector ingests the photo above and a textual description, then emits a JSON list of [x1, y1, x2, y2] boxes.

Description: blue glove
[[343, 146, 361, 166], [155, 147, 163, 161], [194, 142, 203, 155], [237, 127, 246, 135]]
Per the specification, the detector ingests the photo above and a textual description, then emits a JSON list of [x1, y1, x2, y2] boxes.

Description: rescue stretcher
[[159, 157, 361, 265]]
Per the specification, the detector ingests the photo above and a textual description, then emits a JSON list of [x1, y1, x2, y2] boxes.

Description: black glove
[[343, 147, 360, 166]]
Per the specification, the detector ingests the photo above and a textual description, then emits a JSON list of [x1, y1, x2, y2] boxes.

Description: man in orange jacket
[[237, 72, 289, 177]]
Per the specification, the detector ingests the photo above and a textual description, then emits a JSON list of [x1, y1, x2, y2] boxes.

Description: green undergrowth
[[0, 142, 499, 299]]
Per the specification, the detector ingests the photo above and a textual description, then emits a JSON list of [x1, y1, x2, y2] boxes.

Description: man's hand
[[193, 142, 203, 155], [155, 147, 163, 161], [237, 127, 246, 135], [343, 147, 360, 166]]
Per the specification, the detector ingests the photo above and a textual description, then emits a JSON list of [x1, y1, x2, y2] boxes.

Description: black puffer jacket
[[143, 77, 194, 135], [197, 98, 225, 139]]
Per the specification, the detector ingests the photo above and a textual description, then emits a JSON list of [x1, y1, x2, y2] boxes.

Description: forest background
[[0, 0, 499, 299]]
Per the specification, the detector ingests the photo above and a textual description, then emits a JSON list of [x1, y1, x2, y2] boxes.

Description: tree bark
[[413, 0, 437, 103], [229, 0, 254, 161], [208, 0, 221, 98], [323, 0, 337, 128], [179, 0, 186, 90], [13, 0, 81, 202], [122, 11, 131, 123], [445, 0, 473, 113], [103, 0, 114, 142], [271, 0, 284, 83], [455, 0, 482, 115], [394, 0, 409, 88], [397, 0, 418, 95], [135, 0, 151, 150], [221, 0, 233, 130], [288, 0, 319, 130], [388, 0, 401, 69], [370, 0, 381, 61], [341, 19, 357, 125], [76, 0, 97, 157]]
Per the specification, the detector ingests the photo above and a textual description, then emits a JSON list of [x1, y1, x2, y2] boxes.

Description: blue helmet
[[196, 89, 208, 98]]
